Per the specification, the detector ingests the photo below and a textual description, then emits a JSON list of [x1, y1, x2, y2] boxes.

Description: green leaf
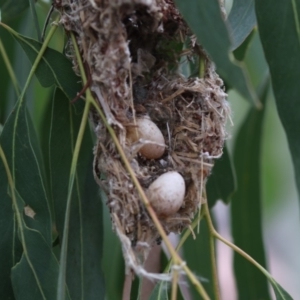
[[227, 0, 256, 50], [0, 157, 22, 300], [49, 89, 105, 299], [0, 100, 66, 299], [1, 24, 81, 100], [149, 281, 169, 300], [16, 35, 81, 100], [0, 99, 52, 244], [0, 24, 20, 123], [175, 0, 259, 106], [102, 199, 125, 300], [207, 145, 236, 206], [11, 213, 69, 300], [28, 0, 41, 42], [269, 280, 293, 300], [231, 79, 271, 299], [255, 0, 300, 204], [182, 219, 214, 299], [0, 0, 29, 22]]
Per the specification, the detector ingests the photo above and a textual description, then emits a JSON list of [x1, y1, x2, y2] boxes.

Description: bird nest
[[55, 0, 230, 278]]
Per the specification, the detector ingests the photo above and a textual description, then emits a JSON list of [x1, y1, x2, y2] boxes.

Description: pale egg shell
[[146, 171, 185, 216], [128, 117, 165, 159]]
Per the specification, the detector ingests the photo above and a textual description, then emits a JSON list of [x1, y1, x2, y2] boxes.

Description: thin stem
[[57, 100, 91, 300], [56, 33, 92, 300], [42, 5, 54, 42], [171, 270, 179, 300], [203, 202, 273, 286], [122, 273, 133, 300], [203, 204, 220, 300], [213, 231, 269, 278], [165, 208, 204, 272], [0, 38, 21, 96]]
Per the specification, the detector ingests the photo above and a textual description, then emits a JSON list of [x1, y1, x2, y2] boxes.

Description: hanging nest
[[55, 0, 230, 278]]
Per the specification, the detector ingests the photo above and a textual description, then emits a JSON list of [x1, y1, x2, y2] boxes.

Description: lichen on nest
[[54, 0, 230, 278]]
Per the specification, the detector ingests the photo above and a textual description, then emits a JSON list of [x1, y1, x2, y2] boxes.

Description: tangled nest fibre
[[55, 0, 230, 279]]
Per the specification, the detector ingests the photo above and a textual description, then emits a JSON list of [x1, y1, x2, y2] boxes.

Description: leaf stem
[[56, 99, 91, 300], [0, 38, 21, 96], [203, 202, 279, 295], [214, 230, 269, 278], [171, 270, 179, 300], [56, 33, 93, 300], [164, 208, 204, 273]]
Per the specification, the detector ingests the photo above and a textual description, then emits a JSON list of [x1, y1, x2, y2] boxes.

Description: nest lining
[[55, 0, 230, 277]]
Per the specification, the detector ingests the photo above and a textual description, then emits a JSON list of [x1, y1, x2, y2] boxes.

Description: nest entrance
[[56, 0, 230, 277]]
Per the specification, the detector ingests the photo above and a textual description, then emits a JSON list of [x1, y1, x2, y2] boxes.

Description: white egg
[[146, 171, 185, 216], [127, 117, 165, 159]]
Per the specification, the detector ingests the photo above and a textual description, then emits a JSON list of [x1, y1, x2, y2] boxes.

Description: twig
[[122, 273, 133, 300]]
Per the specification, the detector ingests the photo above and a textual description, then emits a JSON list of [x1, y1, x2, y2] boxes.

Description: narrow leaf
[[0, 100, 52, 244], [1, 24, 81, 100], [102, 200, 125, 300], [227, 0, 256, 50], [270, 280, 293, 300], [0, 0, 28, 22], [182, 219, 214, 299], [28, 0, 41, 42], [149, 281, 169, 300], [207, 145, 235, 206], [49, 89, 105, 299], [0, 25, 20, 123], [255, 0, 300, 204], [11, 215, 69, 300], [0, 101, 68, 299], [0, 153, 22, 299], [231, 80, 271, 299], [175, 0, 259, 106]]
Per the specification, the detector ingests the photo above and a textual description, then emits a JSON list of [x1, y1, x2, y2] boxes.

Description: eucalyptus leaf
[[175, 0, 259, 106], [231, 79, 271, 299], [270, 280, 293, 300], [0, 99, 52, 245], [11, 217, 70, 300], [0, 99, 67, 299], [207, 145, 235, 206], [227, 0, 256, 50], [102, 199, 125, 300], [0, 25, 20, 123], [1, 24, 81, 100], [28, 0, 41, 42], [182, 219, 214, 299], [15, 35, 81, 100], [0, 152, 22, 300], [0, 0, 28, 22], [49, 88, 105, 299], [233, 28, 255, 62], [255, 0, 300, 204]]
